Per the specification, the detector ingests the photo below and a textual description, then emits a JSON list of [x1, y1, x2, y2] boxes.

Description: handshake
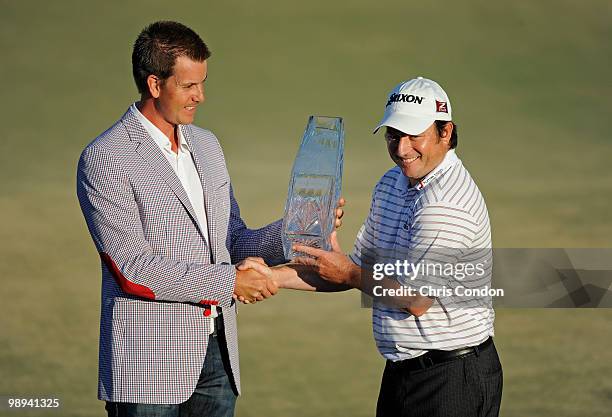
[[232, 257, 280, 304], [232, 198, 346, 304]]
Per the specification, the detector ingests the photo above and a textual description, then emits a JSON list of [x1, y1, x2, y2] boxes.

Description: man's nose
[[396, 136, 413, 155], [193, 84, 205, 103]]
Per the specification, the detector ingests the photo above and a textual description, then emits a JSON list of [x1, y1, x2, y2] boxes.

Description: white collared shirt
[[130, 103, 210, 244]]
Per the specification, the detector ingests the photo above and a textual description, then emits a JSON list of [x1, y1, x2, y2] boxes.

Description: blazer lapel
[[181, 125, 220, 263], [120, 110, 205, 240]]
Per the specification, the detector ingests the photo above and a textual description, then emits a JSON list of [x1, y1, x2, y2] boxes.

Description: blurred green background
[[1, 0, 611, 416]]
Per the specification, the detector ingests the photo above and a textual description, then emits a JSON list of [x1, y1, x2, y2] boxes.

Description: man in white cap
[[270, 77, 503, 416]]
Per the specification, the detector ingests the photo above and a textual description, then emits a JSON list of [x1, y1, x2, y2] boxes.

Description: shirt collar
[[130, 103, 190, 152], [394, 149, 460, 193]]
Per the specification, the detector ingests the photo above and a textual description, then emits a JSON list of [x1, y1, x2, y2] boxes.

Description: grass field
[[1, 1, 611, 416]]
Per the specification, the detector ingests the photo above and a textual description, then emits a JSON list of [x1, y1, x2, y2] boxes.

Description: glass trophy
[[282, 116, 344, 260]]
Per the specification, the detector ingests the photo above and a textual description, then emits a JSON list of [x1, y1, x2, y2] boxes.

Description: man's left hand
[[293, 231, 359, 287]]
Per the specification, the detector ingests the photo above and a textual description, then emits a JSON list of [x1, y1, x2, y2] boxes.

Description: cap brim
[[373, 113, 435, 136]]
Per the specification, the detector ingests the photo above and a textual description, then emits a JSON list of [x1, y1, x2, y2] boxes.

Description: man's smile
[[398, 155, 420, 164]]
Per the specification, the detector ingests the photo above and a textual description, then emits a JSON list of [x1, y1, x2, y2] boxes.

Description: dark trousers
[[376, 339, 503, 417], [106, 318, 237, 417]]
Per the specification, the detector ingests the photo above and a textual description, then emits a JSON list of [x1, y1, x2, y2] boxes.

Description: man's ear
[[440, 122, 454, 145], [146, 75, 162, 99]]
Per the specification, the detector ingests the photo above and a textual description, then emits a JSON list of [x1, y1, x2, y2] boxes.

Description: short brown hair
[[132, 21, 211, 95]]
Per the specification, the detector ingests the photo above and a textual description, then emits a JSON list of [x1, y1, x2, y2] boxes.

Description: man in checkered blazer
[[77, 21, 285, 417]]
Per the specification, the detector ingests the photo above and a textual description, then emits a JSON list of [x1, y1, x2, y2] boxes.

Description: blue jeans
[[106, 327, 237, 417]]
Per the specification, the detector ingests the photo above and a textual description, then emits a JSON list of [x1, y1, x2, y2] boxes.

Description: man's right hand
[[234, 257, 278, 304]]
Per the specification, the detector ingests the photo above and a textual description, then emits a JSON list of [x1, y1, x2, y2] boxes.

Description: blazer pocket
[[113, 297, 183, 322]]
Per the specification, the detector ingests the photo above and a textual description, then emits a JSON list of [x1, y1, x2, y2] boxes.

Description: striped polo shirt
[[350, 149, 494, 361]]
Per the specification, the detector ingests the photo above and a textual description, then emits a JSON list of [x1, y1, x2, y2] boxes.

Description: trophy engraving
[[282, 116, 344, 260]]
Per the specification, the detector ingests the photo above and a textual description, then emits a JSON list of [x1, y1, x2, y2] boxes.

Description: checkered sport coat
[[76, 108, 284, 404]]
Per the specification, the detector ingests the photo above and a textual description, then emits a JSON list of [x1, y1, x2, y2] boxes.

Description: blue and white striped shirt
[[350, 149, 494, 360]]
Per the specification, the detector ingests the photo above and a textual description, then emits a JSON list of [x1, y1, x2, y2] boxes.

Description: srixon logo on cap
[[386, 93, 424, 107], [436, 100, 448, 113]]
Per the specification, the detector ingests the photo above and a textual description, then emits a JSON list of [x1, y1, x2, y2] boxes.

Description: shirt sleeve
[[403, 202, 488, 307]]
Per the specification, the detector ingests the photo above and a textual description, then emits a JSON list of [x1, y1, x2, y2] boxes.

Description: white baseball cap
[[373, 76, 452, 135]]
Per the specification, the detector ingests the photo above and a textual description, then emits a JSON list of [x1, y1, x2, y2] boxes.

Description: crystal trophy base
[[282, 116, 344, 260]]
